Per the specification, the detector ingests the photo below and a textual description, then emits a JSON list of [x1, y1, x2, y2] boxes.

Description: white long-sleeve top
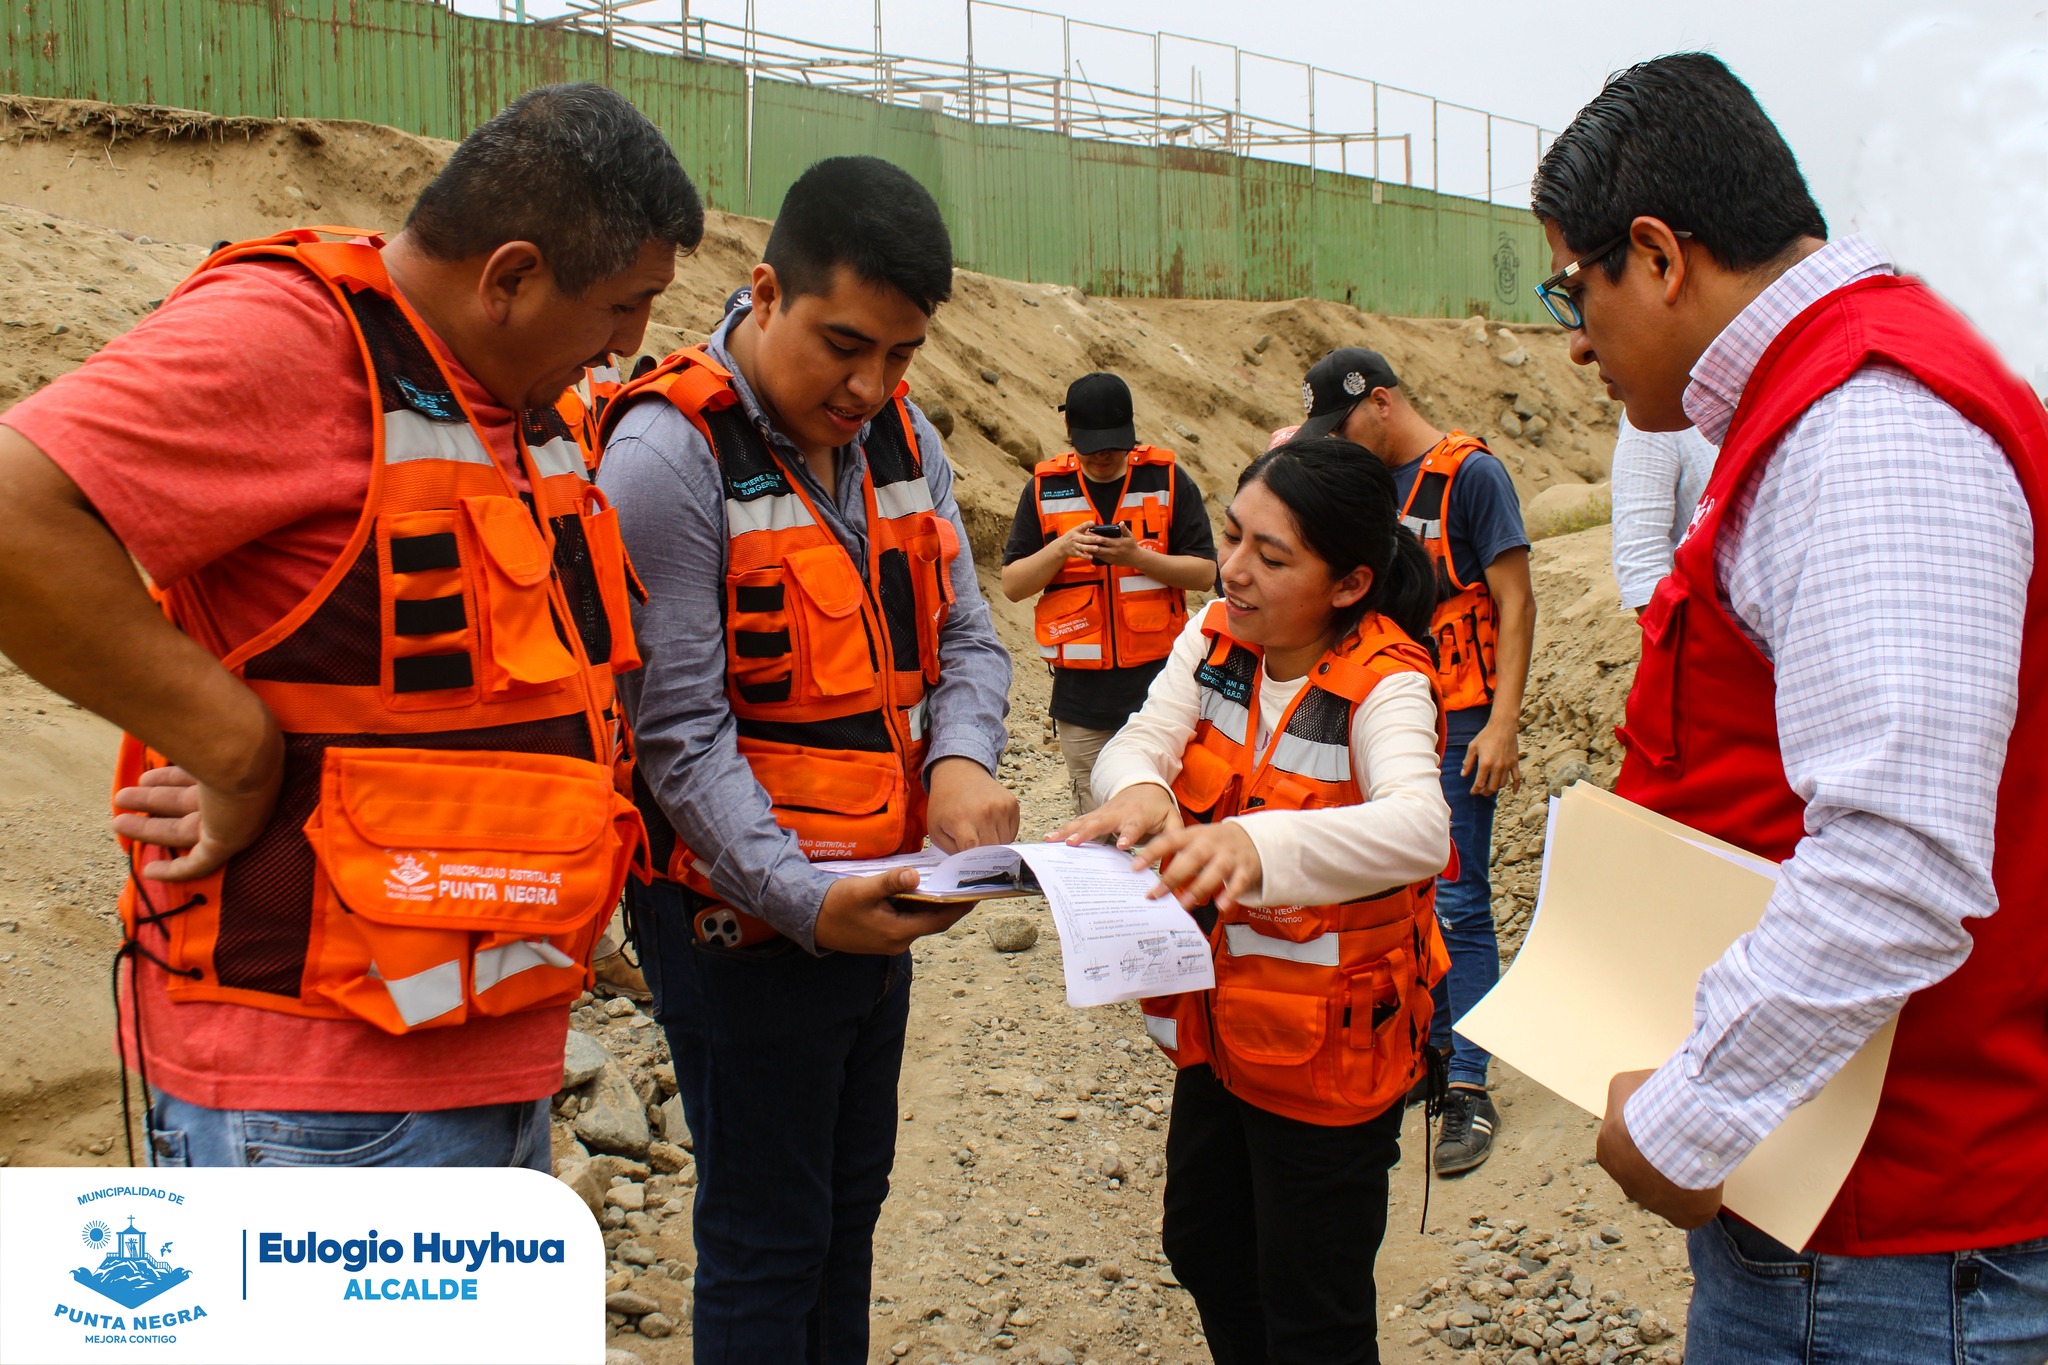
[[1609, 416, 1718, 609], [1090, 615, 1452, 905]]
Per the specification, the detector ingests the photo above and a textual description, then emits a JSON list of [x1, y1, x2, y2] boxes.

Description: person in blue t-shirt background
[[1293, 347, 1535, 1177]]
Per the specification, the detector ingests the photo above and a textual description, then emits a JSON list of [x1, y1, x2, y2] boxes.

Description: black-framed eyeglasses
[[1533, 228, 1693, 329]]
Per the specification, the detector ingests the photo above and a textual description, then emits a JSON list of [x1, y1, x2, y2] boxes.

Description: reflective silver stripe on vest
[[1118, 574, 1167, 593], [1224, 923, 1339, 967], [1199, 690, 1250, 746], [589, 365, 622, 385], [1144, 1013, 1180, 1052], [371, 957, 465, 1027], [874, 478, 935, 521], [727, 493, 818, 536], [473, 939, 576, 995], [1060, 643, 1104, 661], [904, 697, 930, 742], [529, 435, 587, 480], [1039, 493, 1091, 515], [385, 408, 493, 467], [1121, 491, 1167, 508], [1040, 644, 1059, 658], [1402, 515, 1442, 541], [1269, 732, 1352, 784]]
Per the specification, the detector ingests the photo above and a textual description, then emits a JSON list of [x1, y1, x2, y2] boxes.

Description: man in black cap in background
[[1001, 373, 1217, 812], [1297, 347, 1534, 1176]]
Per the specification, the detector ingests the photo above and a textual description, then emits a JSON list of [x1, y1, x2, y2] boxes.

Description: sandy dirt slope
[[0, 97, 1674, 1363]]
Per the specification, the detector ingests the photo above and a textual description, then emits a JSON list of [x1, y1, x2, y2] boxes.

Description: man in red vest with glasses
[[1531, 53, 2048, 1362]]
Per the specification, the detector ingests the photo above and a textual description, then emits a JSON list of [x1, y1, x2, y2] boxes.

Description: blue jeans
[[628, 877, 911, 1365], [1429, 708, 1498, 1089], [1688, 1213, 2048, 1363], [145, 1091, 550, 1168]]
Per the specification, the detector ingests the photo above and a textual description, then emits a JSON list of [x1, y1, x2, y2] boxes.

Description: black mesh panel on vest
[[522, 404, 578, 450], [705, 406, 787, 500], [864, 403, 923, 486], [213, 713, 597, 997], [876, 547, 922, 675], [242, 539, 380, 686], [1285, 685, 1353, 747], [344, 290, 460, 421], [548, 512, 611, 665], [737, 711, 895, 753]]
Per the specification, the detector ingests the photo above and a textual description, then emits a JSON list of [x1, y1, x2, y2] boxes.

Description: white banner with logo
[[0, 1168, 602, 1363]]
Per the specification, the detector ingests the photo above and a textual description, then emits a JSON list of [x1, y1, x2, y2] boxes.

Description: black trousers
[[1162, 1064, 1404, 1365]]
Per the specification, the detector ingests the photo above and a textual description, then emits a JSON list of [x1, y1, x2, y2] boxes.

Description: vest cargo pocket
[[783, 544, 880, 702], [301, 746, 638, 1034], [1334, 950, 1411, 1110], [462, 495, 579, 694], [381, 508, 482, 709], [1170, 739, 1240, 820], [1620, 580, 1687, 768], [1140, 987, 1212, 1070], [727, 566, 793, 704], [1213, 982, 1328, 1066], [1117, 586, 1175, 637], [740, 742, 907, 863], [1034, 584, 1103, 659]]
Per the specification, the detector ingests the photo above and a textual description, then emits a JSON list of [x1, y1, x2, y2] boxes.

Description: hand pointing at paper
[[1597, 1069, 1724, 1229]]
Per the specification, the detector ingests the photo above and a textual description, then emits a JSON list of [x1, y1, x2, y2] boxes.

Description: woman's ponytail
[[1376, 521, 1440, 654]]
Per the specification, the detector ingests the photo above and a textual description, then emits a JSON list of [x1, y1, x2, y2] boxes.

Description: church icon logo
[[71, 1216, 193, 1309]]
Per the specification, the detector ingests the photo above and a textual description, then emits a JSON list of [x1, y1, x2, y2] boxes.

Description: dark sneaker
[[1433, 1087, 1499, 1175]]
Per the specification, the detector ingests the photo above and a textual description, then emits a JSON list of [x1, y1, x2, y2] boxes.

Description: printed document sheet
[[1455, 783, 1895, 1250], [819, 842, 1215, 1007]]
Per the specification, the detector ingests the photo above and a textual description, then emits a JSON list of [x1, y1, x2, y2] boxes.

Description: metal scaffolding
[[525, 0, 1556, 205]]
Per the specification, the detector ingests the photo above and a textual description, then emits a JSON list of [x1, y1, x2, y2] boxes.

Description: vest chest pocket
[[381, 509, 483, 709], [783, 545, 880, 702], [462, 496, 580, 695], [301, 746, 644, 1034], [727, 566, 794, 705]]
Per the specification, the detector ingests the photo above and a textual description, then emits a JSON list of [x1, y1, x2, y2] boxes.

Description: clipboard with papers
[[1454, 782, 1896, 1250]]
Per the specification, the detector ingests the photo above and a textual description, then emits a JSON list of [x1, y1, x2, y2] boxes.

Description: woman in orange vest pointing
[[1054, 437, 1453, 1364]]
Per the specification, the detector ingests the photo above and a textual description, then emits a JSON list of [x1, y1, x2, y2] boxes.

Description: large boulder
[[574, 1062, 652, 1159]]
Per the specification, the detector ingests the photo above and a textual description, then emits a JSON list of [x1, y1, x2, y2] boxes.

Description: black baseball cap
[[1059, 373, 1138, 455], [1296, 347, 1401, 441], [721, 285, 753, 321]]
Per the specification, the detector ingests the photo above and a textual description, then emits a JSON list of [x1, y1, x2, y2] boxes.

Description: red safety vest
[[1138, 603, 1451, 1125], [1617, 274, 2048, 1256], [117, 229, 648, 1035], [1030, 446, 1188, 669], [600, 348, 958, 940], [1398, 431, 1500, 712]]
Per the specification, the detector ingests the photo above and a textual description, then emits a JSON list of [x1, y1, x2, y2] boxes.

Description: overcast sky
[[469, 0, 2048, 387]]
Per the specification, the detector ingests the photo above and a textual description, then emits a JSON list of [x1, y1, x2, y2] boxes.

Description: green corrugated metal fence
[[2, 0, 1547, 320]]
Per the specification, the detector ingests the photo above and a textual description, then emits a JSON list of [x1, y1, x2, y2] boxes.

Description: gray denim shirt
[[598, 314, 1012, 952]]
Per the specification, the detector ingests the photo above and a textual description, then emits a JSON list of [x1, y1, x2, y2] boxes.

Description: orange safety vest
[[1030, 446, 1188, 669], [555, 362, 628, 472], [1399, 431, 1499, 712], [1138, 602, 1452, 1125], [115, 228, 649, 1036], [600, 348, 958, 916]]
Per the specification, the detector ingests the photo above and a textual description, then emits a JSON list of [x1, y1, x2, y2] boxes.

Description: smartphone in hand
[[1084, 523, 1127, 537]]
